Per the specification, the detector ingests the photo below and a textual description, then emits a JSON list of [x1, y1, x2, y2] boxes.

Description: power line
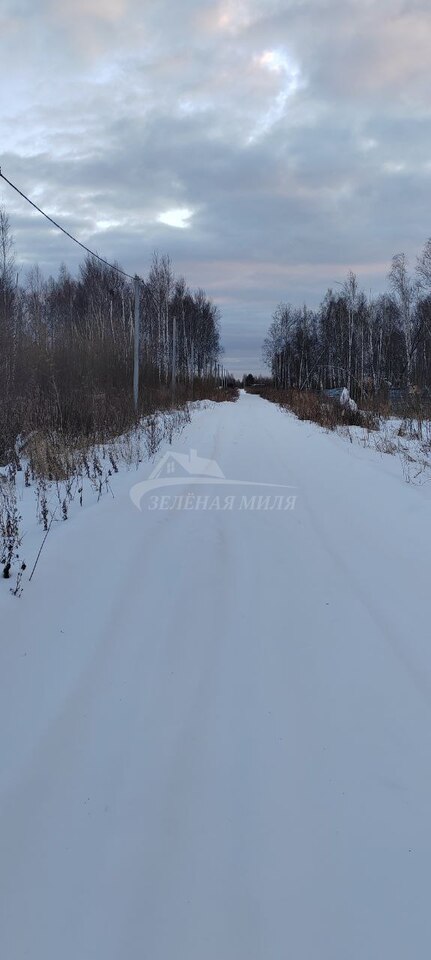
[[0, 167, 140, 283], [0, 166, 143, 409]]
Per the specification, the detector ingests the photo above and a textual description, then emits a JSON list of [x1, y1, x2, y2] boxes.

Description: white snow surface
[[1, 390, 431, 960]]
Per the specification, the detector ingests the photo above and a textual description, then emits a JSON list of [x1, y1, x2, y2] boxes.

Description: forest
[[0, 205, 223, 465], [262, 246, 431, 400]]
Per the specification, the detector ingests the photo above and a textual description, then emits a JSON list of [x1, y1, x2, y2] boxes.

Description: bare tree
[[388, 253, 417, 388], [417, 238, 431, 292]]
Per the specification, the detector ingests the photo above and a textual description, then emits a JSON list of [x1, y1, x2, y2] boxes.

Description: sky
[[1, 0, 431, 374]]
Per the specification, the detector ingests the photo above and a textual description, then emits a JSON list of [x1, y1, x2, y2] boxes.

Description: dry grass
[[20, 432, 81, 482], [5, 381, 238, 482], [247, 385, 378, 431]]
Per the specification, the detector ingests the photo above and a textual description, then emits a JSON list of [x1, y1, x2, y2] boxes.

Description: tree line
[[0, 205, 222, 461], [262, 245, 431, 398]]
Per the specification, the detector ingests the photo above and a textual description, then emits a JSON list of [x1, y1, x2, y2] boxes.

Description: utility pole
[[171, 314, 177, 397], [190, 341, 194, 397], [133, 276, 140, 413]]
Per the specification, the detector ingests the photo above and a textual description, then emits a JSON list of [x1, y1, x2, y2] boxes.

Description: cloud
[[1, 0, 430, 371], [158, 208, 194, 229], [53, 0, 129, 21]]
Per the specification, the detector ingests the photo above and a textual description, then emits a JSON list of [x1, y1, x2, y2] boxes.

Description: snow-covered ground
[[336, 415, 431, 486], [1, 390, 431, 960]]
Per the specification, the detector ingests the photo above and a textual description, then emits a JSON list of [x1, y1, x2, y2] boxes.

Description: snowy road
[[1, 391, 431, 959]]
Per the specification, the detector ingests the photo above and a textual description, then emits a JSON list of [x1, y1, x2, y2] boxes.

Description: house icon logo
[[148, 449, 225, 482], [130, 447, 297, 512]]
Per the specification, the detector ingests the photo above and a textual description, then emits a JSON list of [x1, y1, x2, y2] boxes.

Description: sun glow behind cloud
[[249, 47, 301, 142], [157, 208, 194, 229]]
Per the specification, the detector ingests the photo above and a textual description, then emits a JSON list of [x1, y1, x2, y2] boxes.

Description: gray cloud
[[1, 0, 431, 373]]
